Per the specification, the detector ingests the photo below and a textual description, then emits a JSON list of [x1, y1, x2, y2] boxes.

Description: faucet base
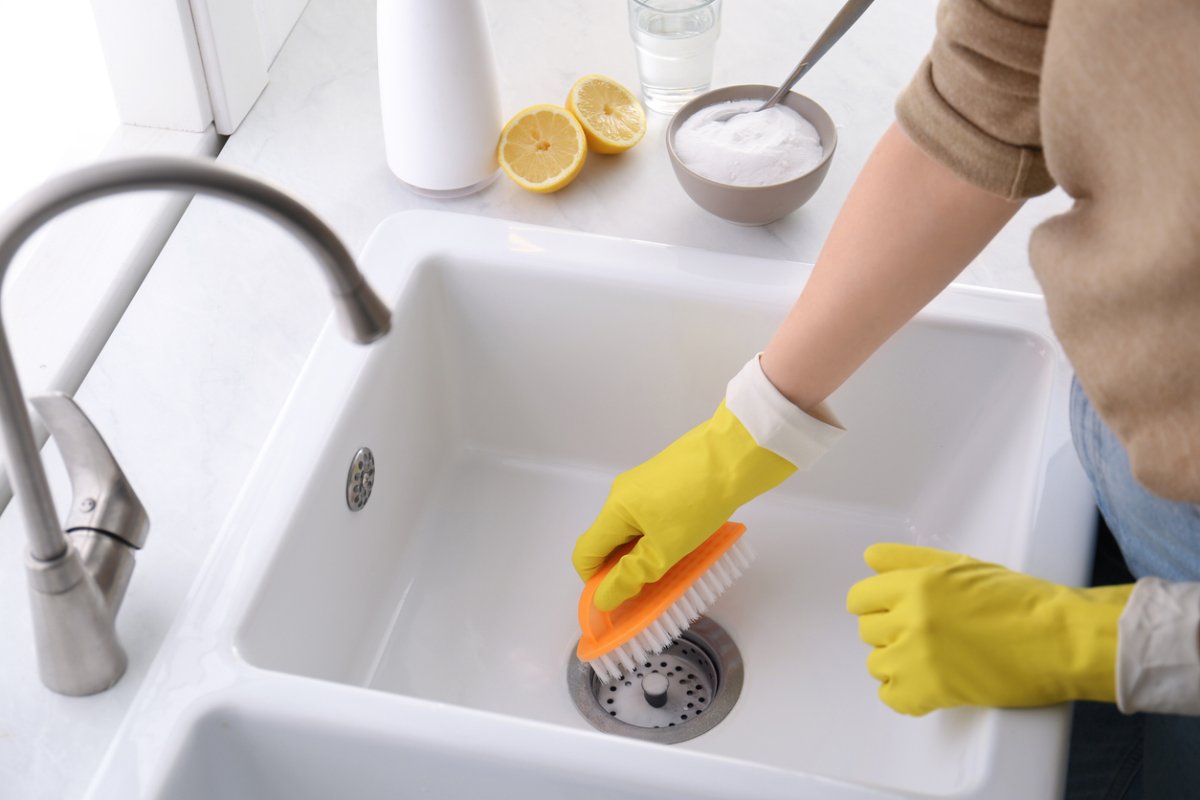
[[27, 544, 129, 696]]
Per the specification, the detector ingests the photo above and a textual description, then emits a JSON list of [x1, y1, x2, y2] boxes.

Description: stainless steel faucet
[[0, 157, 391, 695]]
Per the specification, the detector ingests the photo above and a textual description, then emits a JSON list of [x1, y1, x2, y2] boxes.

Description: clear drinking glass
[[628, 0, 722, 115]]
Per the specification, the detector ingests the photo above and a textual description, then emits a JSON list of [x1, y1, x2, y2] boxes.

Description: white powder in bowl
[[674, 99, 824, 187]]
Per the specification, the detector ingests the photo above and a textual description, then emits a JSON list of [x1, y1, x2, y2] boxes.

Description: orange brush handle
[[576, 521, 747, 662]]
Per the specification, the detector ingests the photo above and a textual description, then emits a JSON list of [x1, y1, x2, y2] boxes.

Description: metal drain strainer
[[568, 616, 743, 744]]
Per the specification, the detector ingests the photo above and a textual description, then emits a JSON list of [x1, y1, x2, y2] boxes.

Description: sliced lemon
[[566, 75, 646, 155], [497, 104, 587, 193]]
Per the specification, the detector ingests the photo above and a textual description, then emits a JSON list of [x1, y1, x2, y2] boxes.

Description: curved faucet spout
[[0, 157, 391, 693]]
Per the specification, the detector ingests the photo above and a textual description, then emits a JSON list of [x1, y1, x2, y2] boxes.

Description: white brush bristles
[[588, 539, 755, 683]]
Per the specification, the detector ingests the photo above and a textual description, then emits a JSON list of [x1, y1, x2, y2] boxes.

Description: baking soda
[[674, 99, 823, 186]]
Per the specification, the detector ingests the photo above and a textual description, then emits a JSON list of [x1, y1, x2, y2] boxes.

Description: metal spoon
[[713, 0, 875, 122]]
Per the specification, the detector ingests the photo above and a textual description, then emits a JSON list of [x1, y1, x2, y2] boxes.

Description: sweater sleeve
[[895, 0, 1056, 200], [1116, 578, 1200, 715]]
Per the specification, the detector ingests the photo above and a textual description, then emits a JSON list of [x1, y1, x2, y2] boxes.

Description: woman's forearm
[[761, 122, 1023, 412]]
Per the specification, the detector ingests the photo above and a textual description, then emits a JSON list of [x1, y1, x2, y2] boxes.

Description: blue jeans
[[1070, 379, 1200, 582], [1066, 379, 1200, 800]]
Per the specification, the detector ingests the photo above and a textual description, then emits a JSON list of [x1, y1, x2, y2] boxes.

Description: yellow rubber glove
[[847, 543, 1134, 716], [573, 356, 843, 611]]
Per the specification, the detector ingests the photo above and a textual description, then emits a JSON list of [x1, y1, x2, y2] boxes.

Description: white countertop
[[0, 1, 1072, 798]]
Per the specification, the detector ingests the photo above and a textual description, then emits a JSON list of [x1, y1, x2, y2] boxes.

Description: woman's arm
[[761, 122, 1023, 412], [573, 121, 1024, 608]]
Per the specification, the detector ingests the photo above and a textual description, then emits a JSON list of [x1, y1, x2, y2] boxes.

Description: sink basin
[[146, 682, 700, 800], [86, 212, 1094, 800]]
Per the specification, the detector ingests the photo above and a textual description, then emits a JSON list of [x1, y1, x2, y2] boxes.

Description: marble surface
[[0, 1, 1072, 798]]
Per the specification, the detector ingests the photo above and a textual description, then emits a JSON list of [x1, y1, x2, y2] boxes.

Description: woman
[[573, 1, 1200, 796]]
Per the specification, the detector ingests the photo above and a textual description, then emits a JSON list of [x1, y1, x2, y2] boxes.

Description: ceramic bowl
[[666, 84, 837, 226]]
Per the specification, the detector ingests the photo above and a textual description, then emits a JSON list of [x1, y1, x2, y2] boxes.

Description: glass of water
[[628, 0, 722, 115]]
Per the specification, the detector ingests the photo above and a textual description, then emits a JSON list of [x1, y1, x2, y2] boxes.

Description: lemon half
[[497, 104, 587, 193], [566, 75, 647, 155]]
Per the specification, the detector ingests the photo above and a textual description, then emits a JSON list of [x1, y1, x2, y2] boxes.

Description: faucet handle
[[30, 392, 149, 549]]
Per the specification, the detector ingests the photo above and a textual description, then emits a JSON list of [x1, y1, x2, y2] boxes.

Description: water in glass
[[629, 0, 721, 114]]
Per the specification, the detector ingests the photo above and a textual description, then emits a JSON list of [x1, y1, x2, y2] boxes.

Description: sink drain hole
[[567, 616, 743, 744]]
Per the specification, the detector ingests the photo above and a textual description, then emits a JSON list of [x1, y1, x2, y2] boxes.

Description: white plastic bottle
[[377, 0, 502, 197]]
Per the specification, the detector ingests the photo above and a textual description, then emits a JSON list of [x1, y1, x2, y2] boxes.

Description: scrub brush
[[576, 521, 754, 682]]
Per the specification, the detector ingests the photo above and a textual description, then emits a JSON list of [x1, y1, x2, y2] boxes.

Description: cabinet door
[[189, 0, 310, 134]]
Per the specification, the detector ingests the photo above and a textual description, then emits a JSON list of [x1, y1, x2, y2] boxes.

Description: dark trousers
[[1065, 519, 1200, 800]]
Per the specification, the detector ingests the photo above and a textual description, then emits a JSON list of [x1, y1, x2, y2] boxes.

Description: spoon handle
[[760, 0, 876, 111]]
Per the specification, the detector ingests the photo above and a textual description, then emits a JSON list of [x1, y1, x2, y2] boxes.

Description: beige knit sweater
[[896, 0, 1200, 503]]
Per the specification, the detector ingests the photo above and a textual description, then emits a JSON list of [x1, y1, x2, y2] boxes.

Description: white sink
[[86, 212, 1094, 800]]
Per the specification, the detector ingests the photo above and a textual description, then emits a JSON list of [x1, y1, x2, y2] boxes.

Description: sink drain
[[568, 616, 743, 744]]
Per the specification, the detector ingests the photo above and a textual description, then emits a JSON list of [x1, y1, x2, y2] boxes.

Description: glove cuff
[[1063, 583, 1132, 703], [725, 354, 845, 470]]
